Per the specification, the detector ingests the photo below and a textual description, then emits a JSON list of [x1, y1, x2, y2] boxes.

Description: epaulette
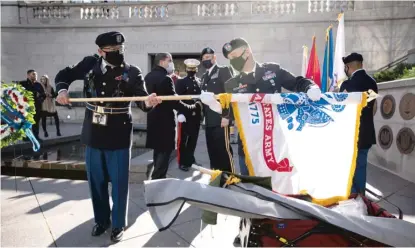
[[262, 62, 280, 70]]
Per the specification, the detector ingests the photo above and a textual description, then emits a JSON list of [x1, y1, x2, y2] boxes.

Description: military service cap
[[222, 38, 249, 59], [342, 52, 364, 64], [201, 47, 215, 57], [184, 59, 200, 71], [95, 31, 125, 48]]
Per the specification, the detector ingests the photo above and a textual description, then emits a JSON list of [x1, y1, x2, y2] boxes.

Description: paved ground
[[2, 130, 415, 247]]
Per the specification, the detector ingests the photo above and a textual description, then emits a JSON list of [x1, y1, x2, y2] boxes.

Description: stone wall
[[368, 78, 415, 183], [1, 0, 415, 92]]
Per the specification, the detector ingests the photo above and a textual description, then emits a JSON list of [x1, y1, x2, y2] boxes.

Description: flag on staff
[[333, 12, 347, 90], [301, 45, 309, 77], [222, 92, 368, 206], [306, 36, 321, 88], [321, 26, 334, 92]]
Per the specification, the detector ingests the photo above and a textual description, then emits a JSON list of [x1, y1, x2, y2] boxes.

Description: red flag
[[306, 36, 322, 88]]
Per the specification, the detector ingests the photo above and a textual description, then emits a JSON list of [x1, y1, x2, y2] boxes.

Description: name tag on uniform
[[92, 112, 108, 126]]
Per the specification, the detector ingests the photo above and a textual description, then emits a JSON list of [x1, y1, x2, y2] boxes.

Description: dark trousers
[[41, 112, 60, 134], [85, 146, 130, 228], [33, 107, 42, 139], [147, 150, 173, 180], [178, 118, 200, 168], [205, 126, 235, 173], [351, 148, 370, 195], [239, 155, 249, 175]]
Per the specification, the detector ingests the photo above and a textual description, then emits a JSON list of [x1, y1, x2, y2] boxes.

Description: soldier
[[175, 59, 203, 171], [221, 38, 321, 245], [200, 47, 235, 173], [340, 52, 378, 195], [55, 31, 160, 243]]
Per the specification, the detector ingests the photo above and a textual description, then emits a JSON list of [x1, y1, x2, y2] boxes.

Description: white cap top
[[184, 58, 200, 68]]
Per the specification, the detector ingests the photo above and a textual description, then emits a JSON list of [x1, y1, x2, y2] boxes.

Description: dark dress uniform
[[340, 53, 378, 194], [175, 65, 202, 170], [54, 32, 150, 242], [201, 63, 235, 173], [145, 66, 201, 179]]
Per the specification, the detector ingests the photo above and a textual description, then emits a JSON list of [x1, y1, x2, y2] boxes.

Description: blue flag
[[321, 26, 334, 92]]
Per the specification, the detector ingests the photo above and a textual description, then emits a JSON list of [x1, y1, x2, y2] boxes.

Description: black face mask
[[105, 51, 124, 66], [230, 50, 248, 72], [187, 71, 196, 77], [344, 66, 349, 78], [202, 60, 213, 69]]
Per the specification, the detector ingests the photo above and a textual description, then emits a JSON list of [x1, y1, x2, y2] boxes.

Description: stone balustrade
[[80, 5, 120, 19], [2, 0, 362, 25], [129, 4, 169, 19], [32, 5, 70, 18], [197, 2, 239, 17], [308, 0, 354, 13], [251, 1, 296, 15]]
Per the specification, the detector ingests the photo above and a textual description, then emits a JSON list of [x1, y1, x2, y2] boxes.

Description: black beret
[[95, 31, 125, 47], [342, 52, 363, 64], [201, 47, 215, 57], [222, 38, 249, 59]]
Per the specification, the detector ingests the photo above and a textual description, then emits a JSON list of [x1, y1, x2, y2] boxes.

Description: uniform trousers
[[147, 150, 173, 180], [178, 118, 201, 168], [85, 146, 130, 228], [238, 155, 249, 176], [205, 126, 235, 173], [351, 148, 370, 195]]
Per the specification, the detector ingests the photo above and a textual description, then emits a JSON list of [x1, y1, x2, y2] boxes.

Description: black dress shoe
[[111, 228, 124, 243], [44, 132, 49, 138], [57, 131, 62, 136], [91, 223, 109, 236], [179, 165, 189, 171], [233, 235, 241, 246]]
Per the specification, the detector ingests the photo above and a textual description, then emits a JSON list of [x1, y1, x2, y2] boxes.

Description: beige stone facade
[[2, 0, 414, 91]]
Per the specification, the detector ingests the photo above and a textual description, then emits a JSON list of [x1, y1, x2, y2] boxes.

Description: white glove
[[200, 91, 222, 114], [307, 86, 321, 101], [221, 118, 229, 128], [178, 114, 186, 123]]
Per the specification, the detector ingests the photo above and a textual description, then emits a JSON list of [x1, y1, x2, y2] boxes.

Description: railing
[[4, 0, 358, 23], [376, 54, 409, 72], [197, 2, 239, 17]]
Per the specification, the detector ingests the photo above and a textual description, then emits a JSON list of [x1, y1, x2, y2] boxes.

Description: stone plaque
[[378, 125, 393, 150], [399, 93, 415, 120], [373, 99, 377, 116], [396, 127, 415, 154], [380, 95, 395, 119]]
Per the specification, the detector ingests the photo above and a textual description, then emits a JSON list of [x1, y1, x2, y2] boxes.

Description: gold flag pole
[[68, 91, 378, 103], [68, 95, 203, 103]]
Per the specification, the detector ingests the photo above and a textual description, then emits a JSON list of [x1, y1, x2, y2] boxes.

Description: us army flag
[[229, 92, 367, 206]]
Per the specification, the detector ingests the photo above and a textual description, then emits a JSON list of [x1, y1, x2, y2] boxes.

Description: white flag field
[[332, 12, 347, 90], [227, 92, 368, 206]]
